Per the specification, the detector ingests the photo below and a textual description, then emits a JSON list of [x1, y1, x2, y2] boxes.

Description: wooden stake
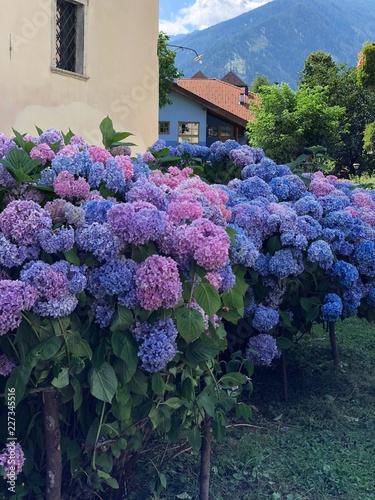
[[43, 388, 62, 500]]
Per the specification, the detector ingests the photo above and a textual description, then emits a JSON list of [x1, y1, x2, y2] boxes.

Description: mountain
[[172, 0, 375, 88]]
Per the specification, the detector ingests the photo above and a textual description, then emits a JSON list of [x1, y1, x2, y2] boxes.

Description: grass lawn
[[131, 317, 375, 500]]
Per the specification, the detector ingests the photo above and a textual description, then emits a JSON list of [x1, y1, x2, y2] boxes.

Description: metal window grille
[[56, 0, 77, 72]]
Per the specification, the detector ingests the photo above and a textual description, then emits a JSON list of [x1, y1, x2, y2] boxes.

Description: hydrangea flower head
[[0, 200, 51, 245], [245, 334, 280, 366], [135, 255, 182, 310], [0, 442, 25, 479]]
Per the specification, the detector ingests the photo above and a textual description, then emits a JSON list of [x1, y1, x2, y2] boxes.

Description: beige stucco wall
[[0, 0, 159, 153]]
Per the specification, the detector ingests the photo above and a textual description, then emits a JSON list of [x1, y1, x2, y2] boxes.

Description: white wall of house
[[0, 0, 159, 153]]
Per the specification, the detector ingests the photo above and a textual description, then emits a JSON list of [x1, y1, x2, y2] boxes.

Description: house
[[158, 72, 255, 147], [0, 0, 159, 153]]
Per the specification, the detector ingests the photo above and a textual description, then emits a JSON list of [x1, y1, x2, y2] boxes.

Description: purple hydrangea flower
[[0, 133, 16, 159], [0, 354, 17, 376], [269, 249, 303, 278], [0, 200, 52, 245], [0, 280, 37, 335], [37, 128, 63, 145], [0, 442, 25, 479], [107, 202, 166, 246]]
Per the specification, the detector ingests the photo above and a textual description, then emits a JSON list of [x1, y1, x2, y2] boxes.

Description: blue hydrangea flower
[[132, 319, 178, 373], [321, 293, 343, 322], [245, 333, 280, 366], [353, 241, 375, 277], [269, 249, 303, 278], [329, 260, 359, 288], [82, 199, 115, 224], [307, 240, 334, 270], [87, 161, 106, 188], [38, 167, 56, 187], [252, 305, 279, 332], [269, 175, 306, 201], [51, 155, 76, 175], [294, 195, 323, 220], [38, 227, 75, 253], [87, 258, 134, 298], [75, 223, 123, 261], [91, 299, 116, 328], [105, 158, 126, 193], [238, 176, 273, 200]]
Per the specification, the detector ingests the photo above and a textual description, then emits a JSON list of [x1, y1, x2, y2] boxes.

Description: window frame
[[159, 121, 170, 135], [178, 121, 200, 144], [51, 0, 89, 79]]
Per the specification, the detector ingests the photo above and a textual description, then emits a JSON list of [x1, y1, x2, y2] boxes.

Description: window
[[54, 0, 87, 75], [207, 126, 218, 137], [219, 126, 232, 138], [159, 121, 170, 134], [178, 122, 199, 144]]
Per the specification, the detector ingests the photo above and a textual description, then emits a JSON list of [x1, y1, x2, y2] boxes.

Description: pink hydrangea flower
[[88, 146, 112, 164], [135, 255, 182, 310], [57, 145, 80, 158], [53, 171, 91, 200], [167, 198, 203, 223], [352, 191, 375, 209], [150, 167, 194, 189], [29, 143, 55, 165], [114, 155, 134, 181], [309, 179, 336, 197], [205, 271, 222, 290]]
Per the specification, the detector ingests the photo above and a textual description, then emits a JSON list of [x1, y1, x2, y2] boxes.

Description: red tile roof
[[173, 78, 256, 126]]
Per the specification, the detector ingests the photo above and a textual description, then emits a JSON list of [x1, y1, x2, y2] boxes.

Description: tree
[[250, 74, 272, 94], [300, 52, 375, 173], [158, 32, 183, 108], [299, 51, 340, 88], [247, 83, 346, 163]]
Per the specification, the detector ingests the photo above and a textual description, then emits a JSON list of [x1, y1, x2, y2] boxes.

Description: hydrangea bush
[[0, 121, 250, 499], [2, 123, 375, 498]]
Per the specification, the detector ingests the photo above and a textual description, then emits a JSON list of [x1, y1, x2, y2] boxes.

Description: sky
[[159, 0, 273, 36]]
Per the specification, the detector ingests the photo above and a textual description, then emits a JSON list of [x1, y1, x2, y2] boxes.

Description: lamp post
[[353, 162, 360, 174], [166, 44, 204, 64]]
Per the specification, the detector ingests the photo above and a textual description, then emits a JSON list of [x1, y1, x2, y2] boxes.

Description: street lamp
[[353, 162, 360, 172], [166, 44, 204, 64]]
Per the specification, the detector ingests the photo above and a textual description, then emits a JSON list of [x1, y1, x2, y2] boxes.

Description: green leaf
[[300, 296, 321, 311], [5, 366, 30, 407], [151, 372, 166, 395], [193, 282, 221, 317], [279, 310, 292, 328], [51, 367, 69, 389], [111, 330, 138, 380], [67, 332, 92, 359], [184, 338, 222, 364], [88, 363, 118, 403], [276, 337, 294, 350], [63, 129, 75, 145], [219, 309, 242, 324], [163, 397, 184, 409], [71, 376, 83, 411], [188, 426, 202, 452], [175, 307, 205, 343], [127, 369, 148, 395], [110, 306, 133, 333], [212, 420, 226, 443], [1, 147, 41, 177], [63, 249, 80, 266], [198, 395, 215, 417], [219, 373, 248, 386], [267, 236, 282, 254], [222, 287, 244, 314], [236, 402, 252, 420], [32, 336, 63, 361]]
